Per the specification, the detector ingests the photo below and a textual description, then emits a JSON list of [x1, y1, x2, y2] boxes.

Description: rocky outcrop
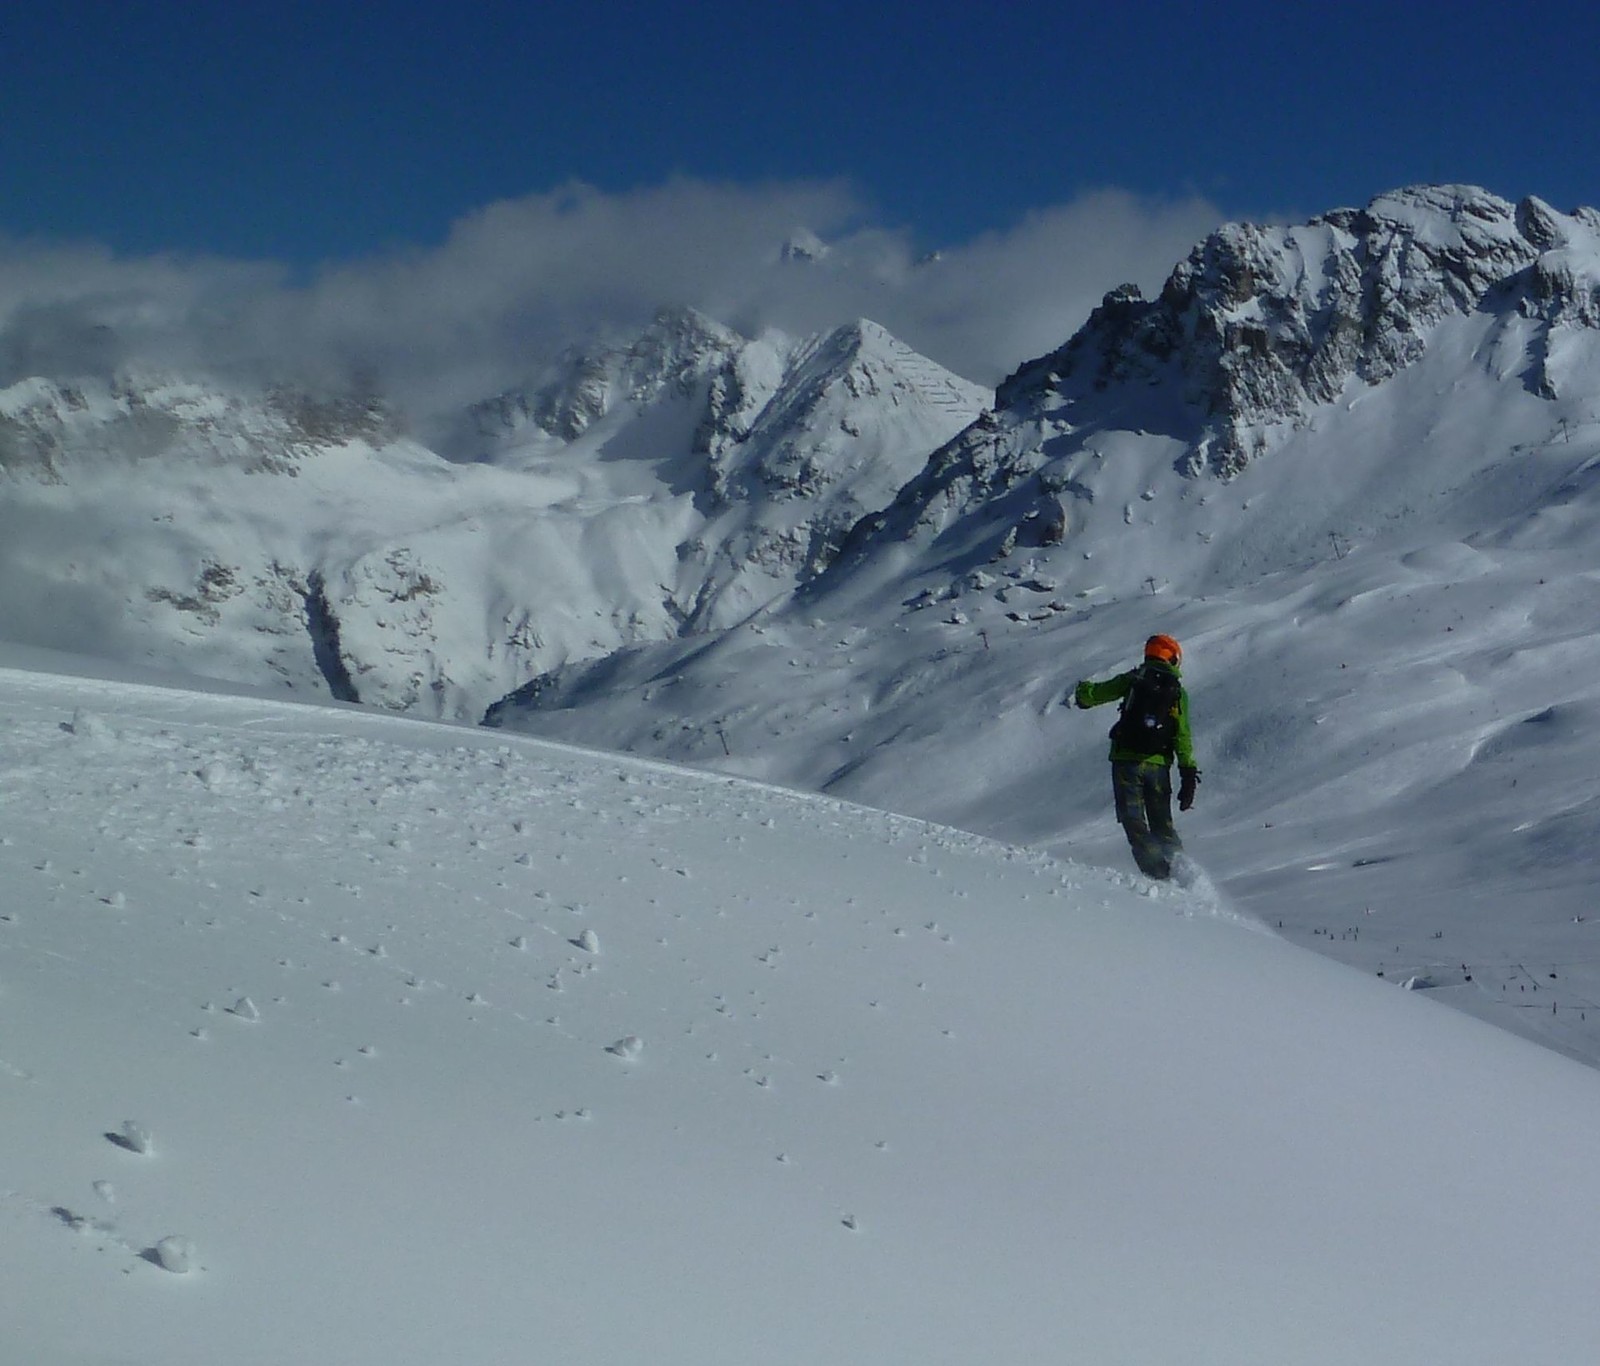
[[0, 373, 398, 480], [997, 186, 1599, 476], [467, 307, 746, 444]]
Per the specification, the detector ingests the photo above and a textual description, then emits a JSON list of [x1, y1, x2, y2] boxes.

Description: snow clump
[[150, 1236, 197, 1274], [115, 1121, 154, 1154]]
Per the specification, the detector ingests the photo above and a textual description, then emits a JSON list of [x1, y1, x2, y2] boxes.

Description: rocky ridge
[[0, 373, 395, 479], [466, 308, 748, 447], [825, 185, 1600, 590], [999, 187, 1600, 472]]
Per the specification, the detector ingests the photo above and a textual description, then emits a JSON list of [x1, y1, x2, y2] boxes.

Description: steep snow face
[[683, 318, 990, 628], [0, 312, 986, 720], [462, 307, 750, 448], [1501, 196, 1600, 397]]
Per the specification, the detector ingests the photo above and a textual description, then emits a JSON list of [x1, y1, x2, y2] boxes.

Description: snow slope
[[491, 188, 1600, 1068], [499, 420, 1600, 1066], [4, 648, 1600, 1365]]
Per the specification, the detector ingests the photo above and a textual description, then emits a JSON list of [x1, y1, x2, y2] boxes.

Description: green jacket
[[1074, 660, 1196, 769]]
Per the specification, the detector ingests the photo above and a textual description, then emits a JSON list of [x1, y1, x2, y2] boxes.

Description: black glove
[[1178, 767, 1200, 811]]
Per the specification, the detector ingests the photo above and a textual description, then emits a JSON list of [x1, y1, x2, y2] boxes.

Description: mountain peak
[[994, 183, 1600, 475], [779, 228, 831, 263], [468, 307, 747, 445]]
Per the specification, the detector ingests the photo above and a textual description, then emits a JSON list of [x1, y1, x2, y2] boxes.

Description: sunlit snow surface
[[3, 649, 1600, 1365], [499, 313, 1600, 1071]]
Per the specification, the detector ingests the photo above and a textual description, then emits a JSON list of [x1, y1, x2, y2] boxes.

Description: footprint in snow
[[62, 708, 113, 741], [52, 1206, 119, 1239], [49, 1209, 200, 1273], [106, 1121, 154, 1155]]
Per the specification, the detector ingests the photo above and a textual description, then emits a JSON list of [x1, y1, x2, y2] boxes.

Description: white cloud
[[719, 188, 1226, 386], [0, 239, 282, 381], [0, 180, 1224, 427]]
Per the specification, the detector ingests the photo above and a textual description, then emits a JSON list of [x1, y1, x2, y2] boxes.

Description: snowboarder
[[1072, 634, 1200, 881]]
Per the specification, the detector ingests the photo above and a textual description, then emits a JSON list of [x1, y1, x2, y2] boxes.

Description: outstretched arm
[[1073, 671, 1135, 709]]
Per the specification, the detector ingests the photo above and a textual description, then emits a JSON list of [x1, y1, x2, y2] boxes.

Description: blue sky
[[3, 0, 1600, 405], [7, 0, 1599, 266]]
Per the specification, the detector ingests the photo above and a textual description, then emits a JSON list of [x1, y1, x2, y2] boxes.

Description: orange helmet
[[1144, 634, 1182, 665]]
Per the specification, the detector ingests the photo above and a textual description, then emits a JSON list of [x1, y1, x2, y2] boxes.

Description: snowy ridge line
[[0, 648, 1247, 921], [0, 648, 1012, 852]]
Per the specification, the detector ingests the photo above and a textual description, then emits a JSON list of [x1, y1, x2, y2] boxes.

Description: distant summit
[[466, 307, 745, 446], [8, 183, 1600, 750], [0, 309, 983, 718], [779, 228, 831, 263], [997, 185, 1600, 476]]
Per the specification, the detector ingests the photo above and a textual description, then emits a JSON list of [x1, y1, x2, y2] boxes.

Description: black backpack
[[1110, 663, 1182, 758]]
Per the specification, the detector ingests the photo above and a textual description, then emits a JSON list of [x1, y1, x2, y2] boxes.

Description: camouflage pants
[[1111, 760, 1182, 880]]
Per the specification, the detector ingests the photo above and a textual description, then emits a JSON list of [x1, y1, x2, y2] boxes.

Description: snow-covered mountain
[[8, 184, 1600, 1066], [824, 184, 1600, 583], [0, 309, 987, 719], [995, 185, 1596, 474], [464, 308, 988, 632], [487, 187, 1600, 1066], [11, 185, 1600, 1359]]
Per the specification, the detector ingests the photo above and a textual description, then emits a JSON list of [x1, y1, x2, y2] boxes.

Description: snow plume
[[0, 180, 1221, 427]]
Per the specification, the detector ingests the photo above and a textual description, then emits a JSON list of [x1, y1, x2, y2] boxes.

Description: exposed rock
[[827, 185, 1600, 593]]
